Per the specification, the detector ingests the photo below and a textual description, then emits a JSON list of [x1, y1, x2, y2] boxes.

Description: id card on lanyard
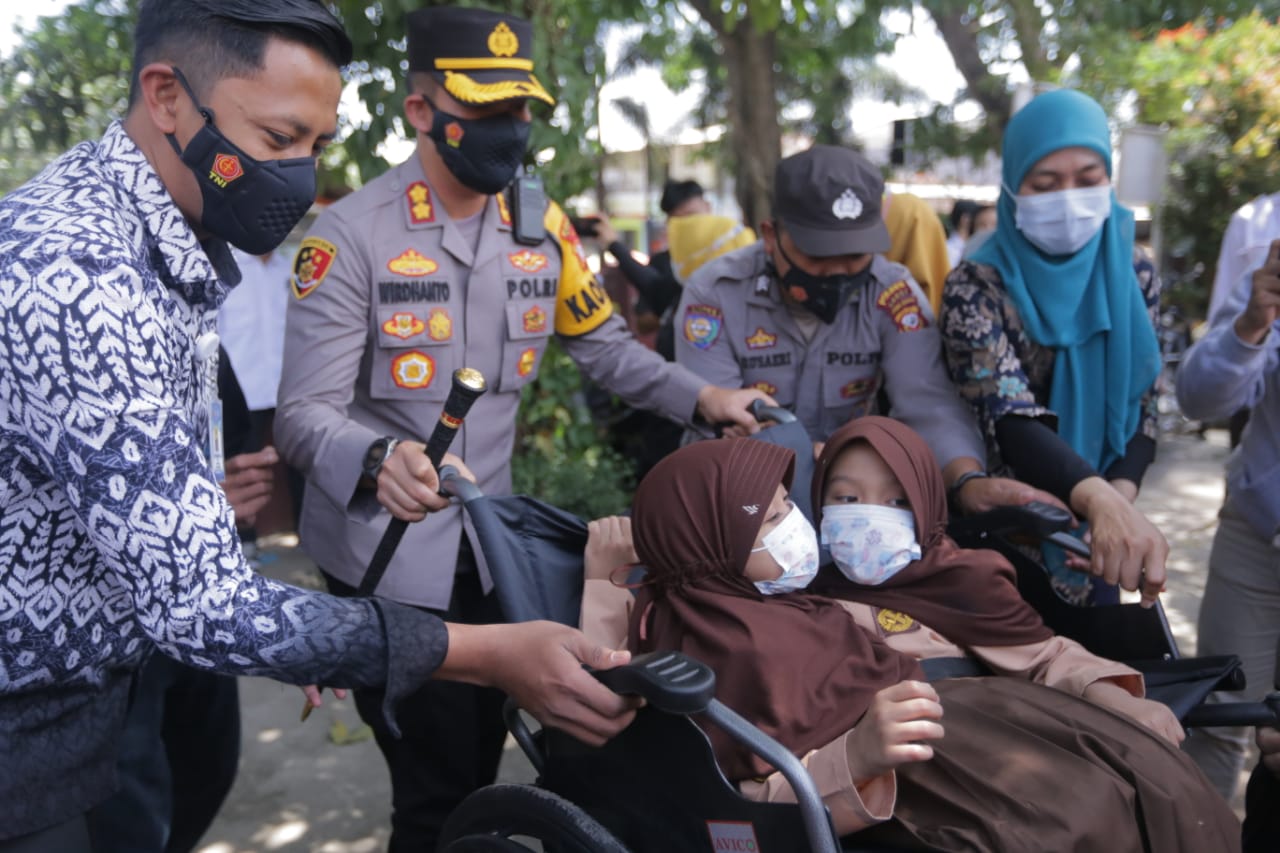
[[208, 397, 226, 482]]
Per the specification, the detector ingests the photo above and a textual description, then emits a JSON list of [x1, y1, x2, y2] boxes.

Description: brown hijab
[[628, 438, 923, 781], [810, 416, 1052, 647]]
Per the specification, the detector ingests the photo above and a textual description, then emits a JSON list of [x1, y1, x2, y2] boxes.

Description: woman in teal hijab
[[940, 88, 1167, 607]]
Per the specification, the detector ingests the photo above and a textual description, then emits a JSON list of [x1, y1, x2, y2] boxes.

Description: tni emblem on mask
[[406, 182, 435, 224], [211, 153, 244, 187], [745, 327, 777, 350], [683, 304, 722, 350], [517, 347, 537, 377], [383, 312, 425, 340], [391, 351, 435, 389], [445, 122, 465, 148], [291, 237, 337, 300], [428, 307, 453, 342], [876, 609, 916, 634], [875, 280, 924, 332], [488, 21, 519, 57]]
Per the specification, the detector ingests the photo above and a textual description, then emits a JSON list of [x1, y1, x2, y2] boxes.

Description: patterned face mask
[[820, 504, 921, 585], [750, 504, 820, 595]]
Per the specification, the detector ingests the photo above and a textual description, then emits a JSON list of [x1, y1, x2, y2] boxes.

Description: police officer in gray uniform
[[677, 146, 1058, 512], [274, 7, 768, 849]]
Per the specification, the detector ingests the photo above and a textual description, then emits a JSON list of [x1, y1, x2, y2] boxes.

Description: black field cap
[[773, 145, 891, 257], [407, 6, 554, 106]]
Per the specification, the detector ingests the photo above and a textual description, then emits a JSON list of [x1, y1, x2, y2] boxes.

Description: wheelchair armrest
[[1183, 692, 1280, 729], [949, 500, 1074, 541], [591, 651, 717, 715]]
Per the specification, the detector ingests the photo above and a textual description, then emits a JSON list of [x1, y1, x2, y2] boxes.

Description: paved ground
[[194, 429, 1240, 853]]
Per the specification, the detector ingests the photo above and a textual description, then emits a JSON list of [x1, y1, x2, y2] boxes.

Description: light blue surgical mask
[[750, 504, 820, 595], [1010, 184, 1112, 256], [820, 504, 921, 586]]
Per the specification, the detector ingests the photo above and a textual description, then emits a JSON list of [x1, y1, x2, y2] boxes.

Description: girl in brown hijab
[[618, 434, 1239, 852]]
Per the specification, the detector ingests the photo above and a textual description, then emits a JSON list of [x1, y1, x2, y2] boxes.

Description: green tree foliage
[[0, 0, 136, 194], [1125, 13, 1280, 318]]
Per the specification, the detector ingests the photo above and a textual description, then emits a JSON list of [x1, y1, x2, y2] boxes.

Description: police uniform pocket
[[369, 305, 459, 402], [498, 299, 555, 391]]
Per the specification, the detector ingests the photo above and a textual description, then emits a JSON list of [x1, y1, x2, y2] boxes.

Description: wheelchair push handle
[[589, 651, 717, 715], [749, 398, 798, 425]]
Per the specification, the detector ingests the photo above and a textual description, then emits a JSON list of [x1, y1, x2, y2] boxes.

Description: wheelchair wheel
[[439, 784, 630, 853]]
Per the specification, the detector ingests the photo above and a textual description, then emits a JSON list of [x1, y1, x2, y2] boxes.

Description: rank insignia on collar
[[517, 347, 537, 377], [427, 307, 453, 342], [407, 181, 435, 224], [496, 192, 512, 226], [383, 312, 426, 340], [387, 248, 439, 277], [745, 327, 777, 350], [391, 350, 436, 389], [508, 249, 548, 274], [291, 236, 338, 300], [522, 304, 547, 334]]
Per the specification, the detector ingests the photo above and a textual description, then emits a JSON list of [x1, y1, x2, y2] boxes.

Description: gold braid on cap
[[442, 70, 555, 106]]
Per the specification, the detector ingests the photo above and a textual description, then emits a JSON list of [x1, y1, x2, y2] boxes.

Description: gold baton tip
[[453, 367, 487, 393]]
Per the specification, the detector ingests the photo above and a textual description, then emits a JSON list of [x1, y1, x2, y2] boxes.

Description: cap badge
[[488, 21, 519, 57], [832, 188, 863, 221]]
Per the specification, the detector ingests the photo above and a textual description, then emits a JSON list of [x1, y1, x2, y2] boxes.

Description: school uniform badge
[[876, 609, 917, 634], [391, 351, 436, 389], [291, 237, 337, 299], [745, 327, 777, 350], [428, 307, 453, 342], [683, 304, 722, 350], [383, 312, 426, 340], [875, 280, 925, 332]]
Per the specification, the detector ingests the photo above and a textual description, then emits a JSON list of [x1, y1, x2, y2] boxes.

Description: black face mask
[[165, 68, 317, 255], [423, 95, 531, 195], [772, 235, 872, 324]]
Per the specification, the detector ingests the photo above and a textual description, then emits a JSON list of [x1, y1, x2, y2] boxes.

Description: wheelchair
[[429, 408, 1280, 852]]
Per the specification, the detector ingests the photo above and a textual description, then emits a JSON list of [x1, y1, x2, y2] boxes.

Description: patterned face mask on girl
[[821, 504, 921, 585], [750, 504, 821, 595]]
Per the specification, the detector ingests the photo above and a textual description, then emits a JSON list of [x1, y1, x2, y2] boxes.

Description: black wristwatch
[[362, 436, 400, 483], [947, 469, 989, 506]]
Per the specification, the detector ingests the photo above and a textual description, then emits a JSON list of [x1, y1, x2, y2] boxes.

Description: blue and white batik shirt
[[0, 121, 446, 837]]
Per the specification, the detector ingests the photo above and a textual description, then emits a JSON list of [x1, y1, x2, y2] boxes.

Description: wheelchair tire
[[442, 834, 538, 852], [439, 784, 630, 853]]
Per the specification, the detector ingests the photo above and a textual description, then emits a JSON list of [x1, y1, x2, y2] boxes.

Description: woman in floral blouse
[[940, 89, 1167, 606]]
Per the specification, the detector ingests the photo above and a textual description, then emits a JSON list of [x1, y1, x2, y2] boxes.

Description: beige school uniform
[[580, 579, 1143, 835]]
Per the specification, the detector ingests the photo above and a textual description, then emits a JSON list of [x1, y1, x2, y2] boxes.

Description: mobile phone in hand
[[570, 215, 602, 238]]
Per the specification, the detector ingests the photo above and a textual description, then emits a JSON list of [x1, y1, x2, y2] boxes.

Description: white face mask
[[750, 504, 820, 595], [1011, 184, 1112, 256], [820, 504, 921, 586]]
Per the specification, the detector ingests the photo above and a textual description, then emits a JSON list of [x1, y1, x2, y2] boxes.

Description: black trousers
[[1243, 757, 1280, 853], [324, 559, 507, 853]]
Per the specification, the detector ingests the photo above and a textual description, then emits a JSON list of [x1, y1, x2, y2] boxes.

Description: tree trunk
[[688, 0, 782, 227], [921, 0, 1015, 135]]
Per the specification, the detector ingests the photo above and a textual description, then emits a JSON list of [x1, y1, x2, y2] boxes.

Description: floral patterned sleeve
[[1133, 248, 1161, 441], [940, 261, 1054, 463]]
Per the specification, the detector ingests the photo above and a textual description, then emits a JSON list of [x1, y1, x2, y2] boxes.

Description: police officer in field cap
[[675, 144, 1064, 516], [275, 5, 772, 849]]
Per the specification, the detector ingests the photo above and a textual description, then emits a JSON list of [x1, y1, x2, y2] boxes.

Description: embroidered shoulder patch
[[875, 280, 925, 332], [291, 237, 338, 299], [683, 304, 722, 350]]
